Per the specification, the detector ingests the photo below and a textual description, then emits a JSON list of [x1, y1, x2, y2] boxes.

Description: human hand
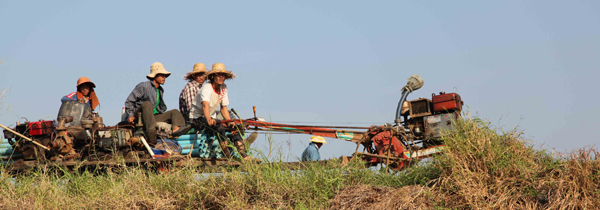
[[128, 116, 135, 124], [227, 121, 235, 127], [207, 118, 216, 126]]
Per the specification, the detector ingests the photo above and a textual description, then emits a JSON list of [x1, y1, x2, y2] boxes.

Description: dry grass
[[328, 185, 437, 210], [0, 116, 599, 209], [0, 88, 8, 116], [327, 116, 600, 209], [430, 116, 600, 209]]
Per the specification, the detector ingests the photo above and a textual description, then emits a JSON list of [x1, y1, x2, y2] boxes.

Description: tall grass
[[0, 156, 436, 209], [429, 115, 600, 209], [0, 115, 598, 209], [0, 87, 9, 118]]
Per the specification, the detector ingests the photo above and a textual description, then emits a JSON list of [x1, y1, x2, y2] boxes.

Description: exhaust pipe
[[394, 75, 424, 124]]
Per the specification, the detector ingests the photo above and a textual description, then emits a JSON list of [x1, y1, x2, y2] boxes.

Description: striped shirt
[[179, 80, 202, 122], [124, 80, 166, 119]]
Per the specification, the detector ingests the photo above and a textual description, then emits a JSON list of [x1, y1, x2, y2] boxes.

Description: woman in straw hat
[[301, 136, 327, 161], [189, 63, 236, 126], [61, 77, 100, 111], [124, 62, 191, 145], [190, 63, 257, 160], [179, 63, 208, 123]]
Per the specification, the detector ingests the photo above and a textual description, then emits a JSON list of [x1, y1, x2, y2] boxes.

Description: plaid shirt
[[124, 80, 166, 119], [179, 80, 202, 122]]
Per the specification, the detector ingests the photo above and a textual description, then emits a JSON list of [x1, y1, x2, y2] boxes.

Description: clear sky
[[1, 1, 599, 160]]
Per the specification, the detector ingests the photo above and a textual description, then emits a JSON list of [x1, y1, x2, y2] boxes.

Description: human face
[[194, 74, 206, 84], [154, 74, 167, 85], [78, 83, 92, 96], [213, 73, 225, 85]]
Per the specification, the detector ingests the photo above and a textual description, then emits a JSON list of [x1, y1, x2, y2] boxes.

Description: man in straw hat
[[301, 136, 327, 161], [179, 63, 208, 123], [190, 63, 255, 161], [124, 62, 192, 145], [61, 77, 100, 111]]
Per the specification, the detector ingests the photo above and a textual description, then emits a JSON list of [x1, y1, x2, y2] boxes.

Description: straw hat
[[184, 63, 208, 80], [206, 63, 236, 80], [76, 77, 96, 88], [309, 136, 327, 144], [146, 62, 172, 80]]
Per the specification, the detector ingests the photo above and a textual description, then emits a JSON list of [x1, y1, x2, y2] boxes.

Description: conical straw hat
[[184, 63, 208, 80], [206, 63, 236, 80], [147, 62, 172, 80]]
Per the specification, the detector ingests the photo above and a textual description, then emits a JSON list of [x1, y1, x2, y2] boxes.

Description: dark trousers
[[136, 101, 186, 134], [194, 117, 243, 143]]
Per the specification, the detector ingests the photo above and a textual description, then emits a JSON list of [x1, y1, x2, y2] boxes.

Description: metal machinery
[[212, 75, 464, 170], [0, 75, 463, 171], [1, 100, 242, 165], [357, 75, 464, 170]]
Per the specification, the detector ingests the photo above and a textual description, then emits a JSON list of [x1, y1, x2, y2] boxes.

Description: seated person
[[124, 62, 191, 145], [61, 77, 100, 111], [190, 63, 254, 161], [179, 63, 207, 123]]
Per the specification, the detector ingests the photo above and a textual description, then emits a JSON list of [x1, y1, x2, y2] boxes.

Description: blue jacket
[[124, 80, 166, 119], [301, 142, 320, 161], [61, 92, 92, 108]]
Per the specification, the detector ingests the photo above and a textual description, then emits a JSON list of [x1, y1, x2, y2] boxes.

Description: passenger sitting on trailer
[[190, 63, 255, 161], [61, 77, 100, 111], [301, 136, 327, 161], [179, 63, 208, 123], [123, 62, 192, 145]]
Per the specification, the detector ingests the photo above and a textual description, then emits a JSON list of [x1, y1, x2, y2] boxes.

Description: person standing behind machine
[[301, 136, 327, 161]]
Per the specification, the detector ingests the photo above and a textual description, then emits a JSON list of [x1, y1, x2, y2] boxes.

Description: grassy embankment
[[0, 116, 599, 209]]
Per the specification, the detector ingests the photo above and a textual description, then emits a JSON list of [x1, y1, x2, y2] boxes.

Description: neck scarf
[[76, 88, 99, 110]]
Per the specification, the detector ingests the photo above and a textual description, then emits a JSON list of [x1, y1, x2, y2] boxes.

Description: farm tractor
[[0, 75, 463, 171]]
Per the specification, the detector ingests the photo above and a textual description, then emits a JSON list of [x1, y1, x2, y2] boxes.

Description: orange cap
[[76, 77, 96, 88]]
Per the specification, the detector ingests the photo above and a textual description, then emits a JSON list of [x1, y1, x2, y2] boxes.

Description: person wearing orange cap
[[301, 136, 327, 161], [61, 77, 100, 111]]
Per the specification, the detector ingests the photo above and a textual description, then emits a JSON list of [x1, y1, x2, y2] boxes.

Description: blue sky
[[1, 1, 599, 160]]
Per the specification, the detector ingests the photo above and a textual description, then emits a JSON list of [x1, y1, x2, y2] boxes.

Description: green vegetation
[[0, 116, 599, 209], [0, 157, 434, 209]]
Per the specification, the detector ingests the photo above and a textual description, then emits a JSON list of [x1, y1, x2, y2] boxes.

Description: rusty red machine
[[220, 75, 464, 170], [0, 75, 462, 171]]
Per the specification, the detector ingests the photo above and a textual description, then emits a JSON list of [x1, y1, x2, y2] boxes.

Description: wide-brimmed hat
[[206, 63, 236, 80], [76, 77, 96, 88], [146, 62, 172, 80], [184, 63, 208, 80], [309, 136, 327, 144]]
